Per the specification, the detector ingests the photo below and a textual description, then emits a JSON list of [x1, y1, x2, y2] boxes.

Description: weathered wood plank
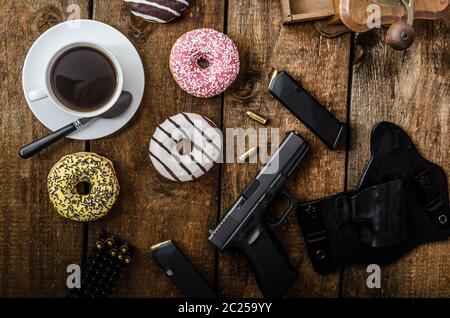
[[0, 0, 89, 297], [88, 0, 225, 297], [343, 21, 450, 297], [218, 0, 351, 297]]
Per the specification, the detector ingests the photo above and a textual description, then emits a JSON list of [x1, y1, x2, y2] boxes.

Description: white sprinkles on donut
[[149, 113, 222, 182], [170, 28, 240, 98]]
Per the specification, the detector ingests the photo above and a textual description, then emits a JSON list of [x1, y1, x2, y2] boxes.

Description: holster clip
[[414, 169, 450, 231], [303, 205, 329, 262]]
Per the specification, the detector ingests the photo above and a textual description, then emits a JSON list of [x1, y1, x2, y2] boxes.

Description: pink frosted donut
[[170, 28, 240, 98]]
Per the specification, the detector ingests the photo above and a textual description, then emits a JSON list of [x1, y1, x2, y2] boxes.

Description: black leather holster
[[297, 122, 450, 274]]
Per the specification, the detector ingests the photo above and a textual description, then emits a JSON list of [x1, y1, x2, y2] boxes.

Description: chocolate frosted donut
[[48, 152, 120, 222], [149, 113, 222, 182], [124, 0, 193, 24]]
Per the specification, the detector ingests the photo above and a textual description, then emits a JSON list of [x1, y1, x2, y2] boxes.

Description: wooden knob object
[[386, 22, 416, 50]]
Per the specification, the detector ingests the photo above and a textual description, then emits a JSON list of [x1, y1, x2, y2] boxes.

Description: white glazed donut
[[149, 113, 222, 182]]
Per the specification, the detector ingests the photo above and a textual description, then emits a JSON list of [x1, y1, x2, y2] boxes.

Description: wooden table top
[[0, 0, 448, 298]]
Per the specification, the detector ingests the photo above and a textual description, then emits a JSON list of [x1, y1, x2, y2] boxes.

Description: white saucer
[[22, 19, 145, 140]]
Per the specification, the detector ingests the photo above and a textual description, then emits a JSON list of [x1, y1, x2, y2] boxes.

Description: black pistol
[[208, 132, 310, 298]]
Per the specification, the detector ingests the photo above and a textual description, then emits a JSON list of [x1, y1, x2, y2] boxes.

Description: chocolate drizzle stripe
[[168, 117, 181, 129], [201, 114, 216, 126], [167, 117, 194, 142], [126, 0, 181, 16], [144, 0, 189, 11], [157, 126, 210, 175], [151, 136, 173, 155], [163, 120, 216, 164], [157, 125, 175, 140], [191, 155, 208, 173], [129, 10, 167, 23], [165, 126, 214, 166], [193, 147, 215, 165], [180, 113, 213, 142], [154, 126, 206, 180], [151, 136, 194, 179], [150, 151, 181, 182], [166, 118, 200, 149], [180, 113, 221, 152]]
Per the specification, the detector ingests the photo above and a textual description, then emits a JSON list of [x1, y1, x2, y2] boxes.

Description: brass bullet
[[124, 256, 132, 264], [120, 245, 128, 254], [95, 241, 104, 250], [246, 111, 267, 125], [106, 237, 115, 246], [239, 147, 257, 162], [110, 248, 118, 257]]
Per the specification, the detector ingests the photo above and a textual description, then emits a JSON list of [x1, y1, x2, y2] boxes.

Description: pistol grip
[[236, 220, 298, 298]]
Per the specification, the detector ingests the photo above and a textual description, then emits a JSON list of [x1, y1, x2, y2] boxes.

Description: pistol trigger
[[266, 214, 278, 226], [267, 191, 299, 229], [280, 190, 299, 206]]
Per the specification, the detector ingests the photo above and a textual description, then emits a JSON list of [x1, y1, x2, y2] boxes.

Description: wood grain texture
[[343, 20, 450, 297], [0, 0, 89, 297], [217, 0, 351, 297], [88, 0, 225, 297], [0, 0, 448, 299]]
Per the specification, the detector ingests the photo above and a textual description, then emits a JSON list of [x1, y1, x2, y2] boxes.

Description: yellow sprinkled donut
[[48, 152, 120, 222]]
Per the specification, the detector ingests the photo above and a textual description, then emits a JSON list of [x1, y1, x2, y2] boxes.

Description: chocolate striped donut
[[149, 113, 222, 182], [124, 0, 193, 24]]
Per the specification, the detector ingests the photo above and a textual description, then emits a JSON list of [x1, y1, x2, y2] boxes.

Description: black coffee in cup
[[50, 46, 117, 112]]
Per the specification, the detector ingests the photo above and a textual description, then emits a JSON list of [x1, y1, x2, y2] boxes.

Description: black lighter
[[269, 70, 346, 149]]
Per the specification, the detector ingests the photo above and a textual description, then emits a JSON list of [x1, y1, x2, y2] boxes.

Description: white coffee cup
[[27, 41, 124, 118]]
